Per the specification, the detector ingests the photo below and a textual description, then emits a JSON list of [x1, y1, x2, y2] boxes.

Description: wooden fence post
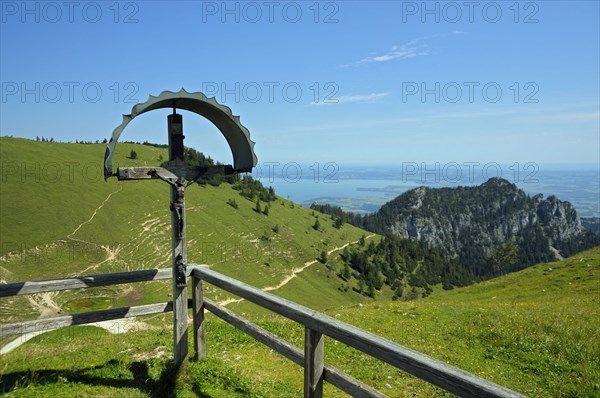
[[192, 274, 206, 360], [304, 327, 324, 398]]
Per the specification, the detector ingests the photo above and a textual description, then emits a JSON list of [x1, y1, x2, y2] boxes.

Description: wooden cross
[[116, 111, 232, 368], [104, 90, 256, 368]]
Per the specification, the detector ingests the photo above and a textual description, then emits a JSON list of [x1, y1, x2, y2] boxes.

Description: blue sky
[[1, 1, 599, 167]]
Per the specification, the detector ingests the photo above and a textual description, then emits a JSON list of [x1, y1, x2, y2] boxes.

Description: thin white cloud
[[360, 40, 428, 63], [310, 92, 389, 106], [277, 105, 600, 135], [353, 30, 465, 65], [528, 111, 599, 122]]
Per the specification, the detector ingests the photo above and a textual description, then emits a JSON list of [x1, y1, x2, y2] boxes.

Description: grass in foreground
[[2, 246, 599, 397]]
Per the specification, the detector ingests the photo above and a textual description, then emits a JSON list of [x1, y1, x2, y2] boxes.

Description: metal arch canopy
[[103, 89, 257, 179]]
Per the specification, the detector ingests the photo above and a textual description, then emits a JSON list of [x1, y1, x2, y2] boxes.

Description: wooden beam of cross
[[116, 165, 234, 182]]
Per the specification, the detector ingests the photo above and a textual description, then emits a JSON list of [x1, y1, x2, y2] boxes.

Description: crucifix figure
[[147, 171, 201, 240], [148, 170, 203, 289]]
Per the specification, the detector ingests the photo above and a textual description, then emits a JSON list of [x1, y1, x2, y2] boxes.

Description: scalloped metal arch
[[103, 89, 257, 179]]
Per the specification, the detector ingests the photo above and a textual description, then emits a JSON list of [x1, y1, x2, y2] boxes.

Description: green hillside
[[0, 137, 371, 323], [204, 245, 599, 397], [1, 245, 598, 396], [1, 137, 599, 397]]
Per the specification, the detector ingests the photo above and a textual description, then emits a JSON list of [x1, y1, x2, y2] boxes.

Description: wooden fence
[[0, 266, 526, 398]]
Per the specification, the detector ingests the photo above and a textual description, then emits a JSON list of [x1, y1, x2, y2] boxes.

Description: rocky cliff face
[[366, 178, 593, 267], [535, 194, 582, 241]]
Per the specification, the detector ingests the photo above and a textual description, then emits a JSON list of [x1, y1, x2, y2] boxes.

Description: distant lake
[[259, 167, 600, 217]]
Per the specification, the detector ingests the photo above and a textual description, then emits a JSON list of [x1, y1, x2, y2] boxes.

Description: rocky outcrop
[[535, 194, 581, 241], [364, 178, 595, 267]]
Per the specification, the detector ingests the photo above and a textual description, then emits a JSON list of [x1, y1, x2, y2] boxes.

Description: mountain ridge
[[313, 177, 599, 277]]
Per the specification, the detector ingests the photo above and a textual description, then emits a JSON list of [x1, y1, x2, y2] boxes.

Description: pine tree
[[227, 199, 239, 209], [341, 263, 351, 280], [392, 285, 403, 301], [358, 278, 366, 294], [367, 284, 376, 298], [334, 217, 344, 229], [268, 186, 276, 201], [313, 218, 321, 231], [319, 250, 328, 264], [255, 199, 262, 213]]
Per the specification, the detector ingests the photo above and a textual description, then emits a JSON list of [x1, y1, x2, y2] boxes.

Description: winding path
[[2, 187, 126, 355], [67, 186, 123, 276], [2, 194, 375, 354], [218, 234, 375, 306]]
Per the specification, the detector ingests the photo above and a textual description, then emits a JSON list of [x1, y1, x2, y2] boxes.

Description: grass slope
[[190, 246, 600, 397], [1, 246, 598, 396], [0, 137, 370, 323], [2, 137, 599, 396]]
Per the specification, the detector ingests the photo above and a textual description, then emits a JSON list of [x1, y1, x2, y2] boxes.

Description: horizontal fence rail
[[0, 268, 172, 297], [191, 265, 526, 398], [0, 269, 177, 338], [203, 298, 387, 398], [3, 293, 381, 395], [1, 301, 175, 337], [0, 266, 526, 397]]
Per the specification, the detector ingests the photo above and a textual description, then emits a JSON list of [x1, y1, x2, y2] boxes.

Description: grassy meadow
[[1, 138, 599, 396], [1, 246, 598, 396]]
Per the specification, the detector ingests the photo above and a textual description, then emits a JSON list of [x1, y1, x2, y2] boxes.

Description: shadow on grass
[[0, 359, 211, 398]]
